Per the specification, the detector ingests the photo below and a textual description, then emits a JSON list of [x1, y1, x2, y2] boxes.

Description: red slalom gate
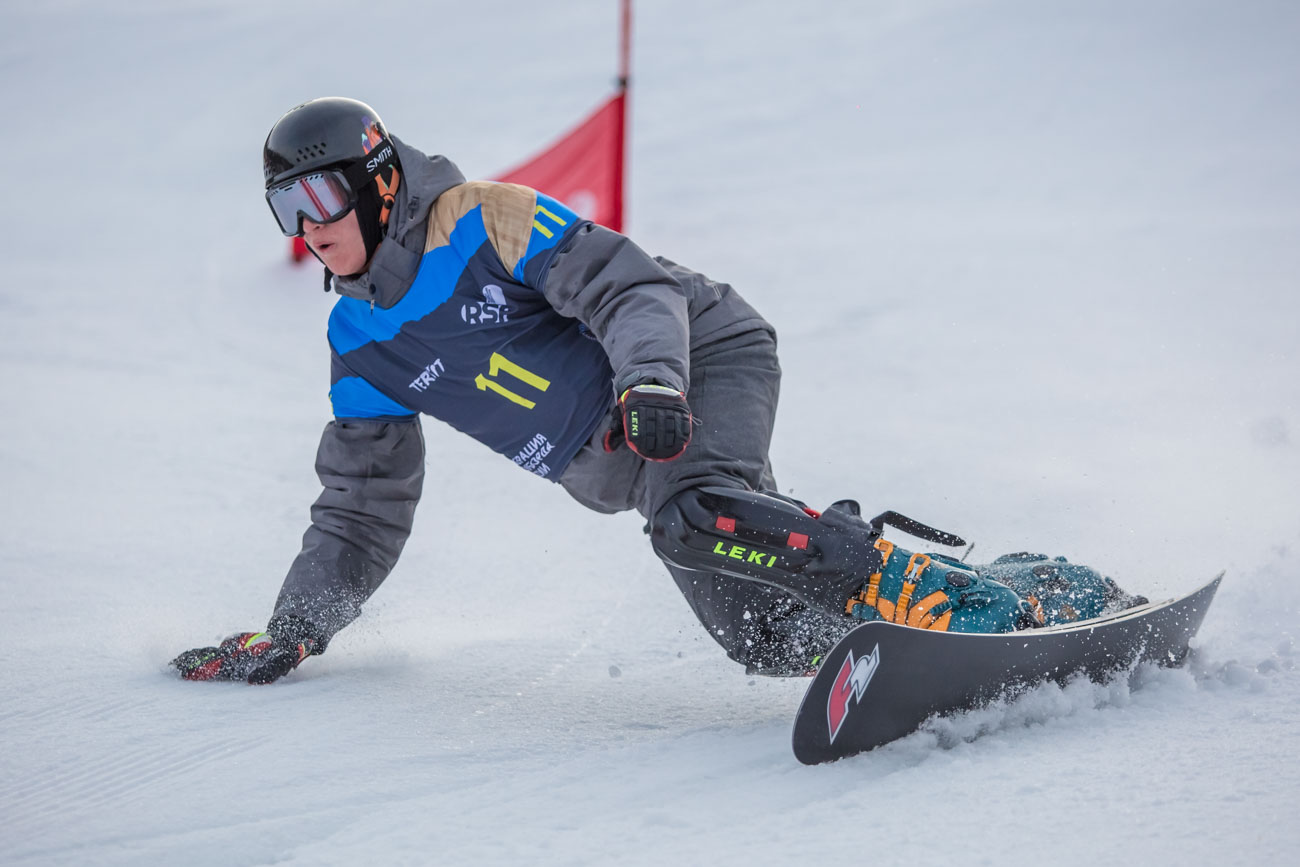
[[292, 0, 632, 263]]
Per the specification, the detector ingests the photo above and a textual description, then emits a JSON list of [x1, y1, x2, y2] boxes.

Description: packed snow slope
[[2, 1, 1298, 864]]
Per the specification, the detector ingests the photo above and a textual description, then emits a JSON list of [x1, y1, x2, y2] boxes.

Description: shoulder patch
[[427, 181, 537, 273]]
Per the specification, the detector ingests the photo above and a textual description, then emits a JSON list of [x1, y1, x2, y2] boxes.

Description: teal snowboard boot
[[977, 553, 1148, 625], [845, 539, 1044, 633]]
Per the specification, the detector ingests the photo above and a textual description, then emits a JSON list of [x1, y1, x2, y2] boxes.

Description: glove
[[612, 383, 692, 461], [171, 615, 320, 685]]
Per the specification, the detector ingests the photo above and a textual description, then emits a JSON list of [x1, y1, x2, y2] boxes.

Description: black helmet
[[263, 97, 402, 266], [263, 96, 391, 188]]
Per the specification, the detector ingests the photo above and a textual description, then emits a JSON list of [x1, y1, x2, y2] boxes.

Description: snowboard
[[791, 573, 1223, 764]]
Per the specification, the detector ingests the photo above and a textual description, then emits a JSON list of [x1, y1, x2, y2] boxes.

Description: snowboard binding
[[650, 487, 1036, 632], [651, 486, 1150, 634]]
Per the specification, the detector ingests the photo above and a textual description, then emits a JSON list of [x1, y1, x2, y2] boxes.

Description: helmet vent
[[295, 142, 329, 163]]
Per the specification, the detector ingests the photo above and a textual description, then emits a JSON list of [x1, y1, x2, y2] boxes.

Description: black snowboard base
[[792, 573, 1223, 765]]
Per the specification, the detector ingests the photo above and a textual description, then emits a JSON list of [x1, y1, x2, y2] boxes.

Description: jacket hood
[[330, 136, 466, 309]]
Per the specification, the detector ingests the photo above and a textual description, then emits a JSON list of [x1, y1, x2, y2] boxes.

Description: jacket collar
[[330, 136, 466, 309]]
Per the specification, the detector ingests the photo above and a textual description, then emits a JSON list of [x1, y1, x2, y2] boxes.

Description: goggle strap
[[342, 136, 397, 191], [376, 168, 401, 227]]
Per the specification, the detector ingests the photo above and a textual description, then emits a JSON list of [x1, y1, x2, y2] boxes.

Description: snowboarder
[[172, 97, 1141, 685]]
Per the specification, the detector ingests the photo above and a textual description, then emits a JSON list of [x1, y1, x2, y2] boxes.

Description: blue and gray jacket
[[275, 138, 772, 642]]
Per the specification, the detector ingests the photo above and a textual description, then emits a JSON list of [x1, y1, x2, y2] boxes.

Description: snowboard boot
[[843, 540, 1043, 633], [976, 553, 1149, 625]]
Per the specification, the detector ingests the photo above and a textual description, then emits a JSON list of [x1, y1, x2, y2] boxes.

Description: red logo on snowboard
[[826, 643, 881, 743]]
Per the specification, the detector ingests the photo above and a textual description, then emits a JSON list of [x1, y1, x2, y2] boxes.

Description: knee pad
[[650, 486, 885, 616]]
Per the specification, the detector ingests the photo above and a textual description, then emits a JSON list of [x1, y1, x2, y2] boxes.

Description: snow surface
[[2, 0, 1298, 863]]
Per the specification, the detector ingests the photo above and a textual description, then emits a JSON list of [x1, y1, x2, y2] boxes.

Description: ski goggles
[[264, 140, 395, 236]]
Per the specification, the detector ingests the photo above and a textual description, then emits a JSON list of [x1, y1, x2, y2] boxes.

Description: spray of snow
[[1, 0, 1298, 864]]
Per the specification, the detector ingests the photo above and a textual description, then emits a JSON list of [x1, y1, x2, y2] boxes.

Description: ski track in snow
[[2, 0, 1299, 864]]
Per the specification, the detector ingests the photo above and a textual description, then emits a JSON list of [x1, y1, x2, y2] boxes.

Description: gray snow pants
[[560, 329, 850, 675]]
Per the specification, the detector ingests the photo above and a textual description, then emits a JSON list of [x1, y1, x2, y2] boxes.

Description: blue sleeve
[[329, 351, 417, 421]]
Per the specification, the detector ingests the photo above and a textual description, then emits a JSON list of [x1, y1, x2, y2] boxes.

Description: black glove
[[171, 615, 321, 685], [612, 383, 692, 461]]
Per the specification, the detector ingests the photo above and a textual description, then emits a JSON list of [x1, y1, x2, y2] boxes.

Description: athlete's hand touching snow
[[171, 615, 320, 684]]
